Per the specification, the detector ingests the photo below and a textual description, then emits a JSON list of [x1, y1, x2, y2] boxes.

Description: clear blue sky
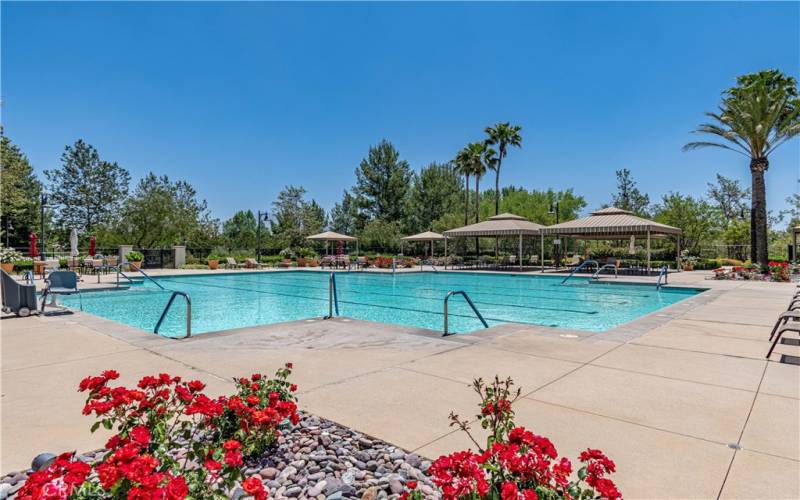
[[3, 1, 799, 222]]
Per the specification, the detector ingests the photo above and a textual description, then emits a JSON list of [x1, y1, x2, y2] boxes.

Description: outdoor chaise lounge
[[1, 269, 38, 317], [225, 257, 244, 269], [766, 288, 800, 359], [40, 270, 82, 313], [244, 258, 263, 269]]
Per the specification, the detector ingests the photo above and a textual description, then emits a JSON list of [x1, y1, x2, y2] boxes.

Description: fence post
[[118, 245, 133, 264], [172, 246, 186, 269]]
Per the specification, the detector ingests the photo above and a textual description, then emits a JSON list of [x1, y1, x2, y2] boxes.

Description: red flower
[[501, 481, 519, 500], [130, 425, 151, 447], [290, 384, 298, 392], [285, 362, 293, 369], [165, 475, 189, 500], [406, 481, 417, 489], [204, 458, 222, 472], [251, 374, 262, 381], [187, 380, 205, 392], [242, 476, 268, 500], [246, 395, 261, 406]]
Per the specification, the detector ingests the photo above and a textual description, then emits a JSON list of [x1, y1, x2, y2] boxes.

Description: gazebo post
[[518, 233, 522, 271], [540, 234, 545, 272], [646, 230, 651, 272], [676, 236, 681, 271], [356, 240, 359, 257], [444, 238, 448, 269]]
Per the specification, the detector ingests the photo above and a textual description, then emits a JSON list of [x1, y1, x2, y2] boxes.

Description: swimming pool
[[61, 271, 704, 338]]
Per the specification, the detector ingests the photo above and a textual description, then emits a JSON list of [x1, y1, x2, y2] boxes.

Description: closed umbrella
[[29, 233, 39, 258], [70, 229, 79, 257], [629, 235, 636, 255], [89, 236, 96, 257]]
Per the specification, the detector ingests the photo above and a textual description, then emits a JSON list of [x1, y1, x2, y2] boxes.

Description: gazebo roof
[[539, 207, 681, 237], [443, 213, 546, 238], [401, 231, 446, 242], [306, 231, 358, 242]]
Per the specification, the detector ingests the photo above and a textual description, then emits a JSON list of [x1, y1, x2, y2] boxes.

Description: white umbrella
[[70, 228, 79, 257], [629, 235, 636, 254]]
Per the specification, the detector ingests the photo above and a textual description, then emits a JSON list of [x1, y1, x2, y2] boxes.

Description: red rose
[[187, 380, 205, 392], [224, 450, 243, 467], [242, 476, 268, 500], [290, 384, 298, 392], [130, 425, 151, 447], [285, 362, 293, 369], [406, 481, 417, 489], [165, 475, 189, 500], [251, 374, 262, 381], [501, 481, 518, 500]]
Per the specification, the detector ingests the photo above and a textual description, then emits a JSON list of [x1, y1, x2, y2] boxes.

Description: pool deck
[[1, 269, 798, 498]]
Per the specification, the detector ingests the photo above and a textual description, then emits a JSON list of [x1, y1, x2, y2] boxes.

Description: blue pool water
[[61, 271, 704, 338]]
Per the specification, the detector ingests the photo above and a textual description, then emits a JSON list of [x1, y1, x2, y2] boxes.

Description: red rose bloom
[[130, 425, 151, 447]]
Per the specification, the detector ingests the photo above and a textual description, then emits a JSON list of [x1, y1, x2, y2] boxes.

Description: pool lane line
[[196, 273, 634, 307], [155, 276, 600, 320], [162, 275, 603, 315], [220, 270, 675, 300]]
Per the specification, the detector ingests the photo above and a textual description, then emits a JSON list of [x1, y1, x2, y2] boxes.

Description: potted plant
[[0, 246, 23, 273], [126, 250, 144, 270], [206, 253, 223, 270], [680, 250, 698, 271]]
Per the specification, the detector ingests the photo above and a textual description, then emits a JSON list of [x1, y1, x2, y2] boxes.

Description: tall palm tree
[[684, 70, 799, 268], [484, 123, 522, 215], [454, 148, 472, 226]]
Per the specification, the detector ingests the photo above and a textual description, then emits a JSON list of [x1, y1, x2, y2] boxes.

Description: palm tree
[[684, 70, 799, 268], [484, 123, 522, 215], [454, 148, 472, 226]]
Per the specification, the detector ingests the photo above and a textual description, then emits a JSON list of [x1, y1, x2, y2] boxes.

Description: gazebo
[[443, 213, 546, 270], [306, 231, 359, 256], [400, 231, 445, 258], [539, 207, 682, 271]]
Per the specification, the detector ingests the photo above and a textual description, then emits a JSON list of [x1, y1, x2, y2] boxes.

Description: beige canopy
[[306, 231, 358, 256], [401, 231, 445, 241], [539, 207, 682, 270], [443, 213, 546, 237], [306, 231, 357, 242], [443, 213, 547, 270]]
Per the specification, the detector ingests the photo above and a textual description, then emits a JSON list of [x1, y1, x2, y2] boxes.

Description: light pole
[[40, 194, 50, 260], [549, 193, 561, 268], [256, 211, 269, 261], [4, 220, 12, 247]]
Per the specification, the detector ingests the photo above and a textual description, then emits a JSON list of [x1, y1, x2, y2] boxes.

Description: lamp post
[[549, 194, 561, 268], [4, 220, 12, 247], [256, 211, 269, 261], [40, 194, 50, 260]]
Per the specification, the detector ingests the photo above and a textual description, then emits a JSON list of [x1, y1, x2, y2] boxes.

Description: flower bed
[[712, 261, 795, 282]]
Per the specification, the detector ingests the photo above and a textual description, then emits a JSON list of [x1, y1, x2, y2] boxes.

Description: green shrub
[[181, 264, 210, 270], [126, 251, 144, 262]]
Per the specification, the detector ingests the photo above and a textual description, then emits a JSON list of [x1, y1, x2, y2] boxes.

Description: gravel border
[[0, 413, 438, 499]]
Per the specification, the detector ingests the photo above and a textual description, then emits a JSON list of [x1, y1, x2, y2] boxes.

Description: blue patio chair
[[41, 271, 82, 313]]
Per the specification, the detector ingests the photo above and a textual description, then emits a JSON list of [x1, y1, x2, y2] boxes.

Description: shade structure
[[539, 207, 680, 238], [443, 213, 547, 271], [306, 231, 357, 242], [539, 207, 682, 271], [70, 229, 79, 257], [442, 213, 546, 238], [401, 231, 445, 242], [306, 231, 358, 257]]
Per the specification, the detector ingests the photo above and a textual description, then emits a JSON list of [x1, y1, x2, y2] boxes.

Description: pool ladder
[[591, 264, 618, 280], [443, 290, 489, 336], [561, 260, 599, 284], [154, 291, 192, 338], [324, 272, 340, 319], [656, 265, 669, 289]]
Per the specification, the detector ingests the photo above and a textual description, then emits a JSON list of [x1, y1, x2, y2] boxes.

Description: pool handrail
[[154, 290, 191, 338], [421, 260, 438, 272], [443, 290, 488, 336], [656, 265, 669, 289], [591, 263, 618, 280], [561, 260, 599, 284], [324, 272, 340, 319], [128, 263, 166, 290]]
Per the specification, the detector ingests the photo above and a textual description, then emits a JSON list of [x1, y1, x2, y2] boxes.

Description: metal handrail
[[443, 290, 489, 336], [154, 291, 191, 338], [421, 260, 438, 272], [656, 265, 669, 289], [128, 263, 166, 290], [561, 260, 599, 284], [592, 263, 618, 280], [324, 272, 339, 319]]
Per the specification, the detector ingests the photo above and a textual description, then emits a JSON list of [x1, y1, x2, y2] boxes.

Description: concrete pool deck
[[1, 269, 798, 498]]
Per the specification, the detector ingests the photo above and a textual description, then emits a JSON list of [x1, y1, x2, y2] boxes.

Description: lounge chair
[[320, 256, 335, 269], [278, 259, 292, 268], [244, 258, 263, 269], [225, 257, 244, 269], [1, 269, 38, 317], [355, 256, 367, 270], [40, 271, 82, 313]]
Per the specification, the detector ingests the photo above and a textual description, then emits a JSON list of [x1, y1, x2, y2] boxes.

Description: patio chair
[[244, 258, 263, 269], [40, 271, 82, 313], [320, 256, 335, 269], [1, 269, 38, 317], [225, 257, 244, 269]]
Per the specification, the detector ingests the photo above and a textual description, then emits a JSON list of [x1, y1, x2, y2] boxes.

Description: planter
[[682, 264, 694, 271], [207, 260, 219, 270], [129, 261, 143, 270], [1, 263, 14, 273]]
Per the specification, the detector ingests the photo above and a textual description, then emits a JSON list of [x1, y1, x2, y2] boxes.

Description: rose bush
[[402, 376, 622, 500], [17, 363, 298, 500]]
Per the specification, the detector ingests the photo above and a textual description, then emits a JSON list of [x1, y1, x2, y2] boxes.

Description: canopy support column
[[518, 233, 522, 271], [646, 230, 651, 272], [444, 238, 448, 270], [540, 234, 545, 272], [676, 236, 681, 271]]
